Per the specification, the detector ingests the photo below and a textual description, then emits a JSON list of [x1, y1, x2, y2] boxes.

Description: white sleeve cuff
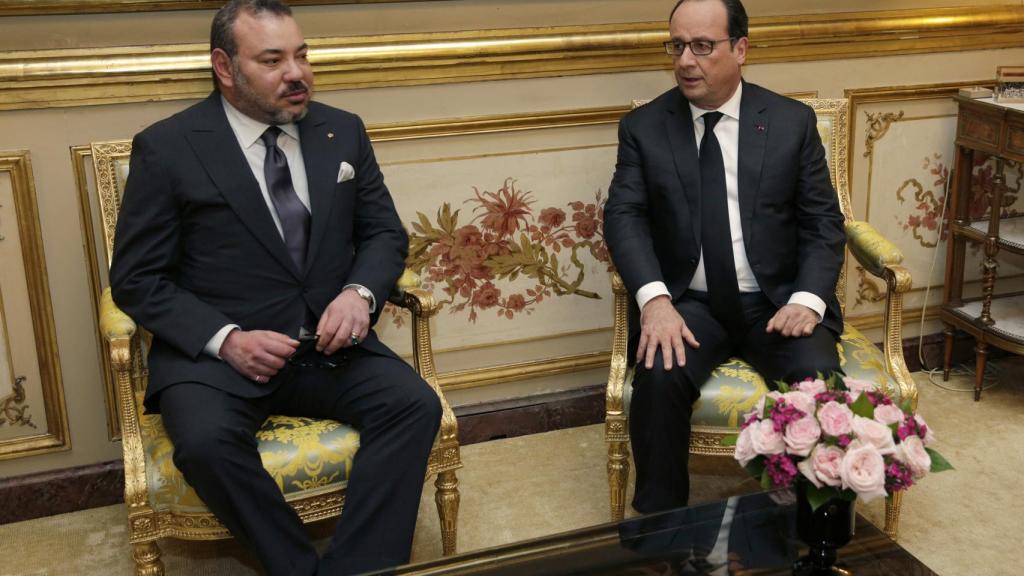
[[788, 292, 826, 323], [343, 283, 377, 313], [636, 281, 671, 311], [204, 324, 240, 359]]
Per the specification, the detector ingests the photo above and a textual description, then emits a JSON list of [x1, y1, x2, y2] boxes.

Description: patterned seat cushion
[[137, 393, 360, 514], [624, 325, 902, 431]]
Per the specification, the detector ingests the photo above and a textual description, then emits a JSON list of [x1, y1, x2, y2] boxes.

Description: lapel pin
[[754, 122, 766, 133], [327, 132, 335, 139]]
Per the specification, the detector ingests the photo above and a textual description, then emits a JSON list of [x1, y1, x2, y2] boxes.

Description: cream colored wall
[[0, 0, 1019, 476]]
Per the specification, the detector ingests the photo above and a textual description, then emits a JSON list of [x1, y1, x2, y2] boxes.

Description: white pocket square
[[337, 161, 355, 183]]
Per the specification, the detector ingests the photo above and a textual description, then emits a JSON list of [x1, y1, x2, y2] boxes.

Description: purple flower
[[884, 458, 915, 493], [769, 399, 806, 432], [765, 453, 799, 488]]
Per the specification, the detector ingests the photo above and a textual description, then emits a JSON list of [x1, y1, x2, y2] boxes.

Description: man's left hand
[[766, 304, 818, 338], [317, 288, 370, 355]]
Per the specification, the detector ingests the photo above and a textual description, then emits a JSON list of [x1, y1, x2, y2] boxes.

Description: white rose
[[873, 404, 905, 426], [734, 424, 758, 466], [749, 419, 785, 456], [784, 416, 821, 457]]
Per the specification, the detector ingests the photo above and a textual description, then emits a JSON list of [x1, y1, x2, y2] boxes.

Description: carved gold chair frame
[[90, 140, 462, 575], [604, 98, 918, 540]]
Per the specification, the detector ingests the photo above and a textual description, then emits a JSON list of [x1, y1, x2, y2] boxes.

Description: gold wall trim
[[368, 106, 627, 142], [437, 351, 609, 391], [2, 6, 1022, 111], [0, 0, 442, 17], [0, 151, 69, 460]]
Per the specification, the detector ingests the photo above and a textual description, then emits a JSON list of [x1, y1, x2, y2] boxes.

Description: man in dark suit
[[109, 1, 441, 573], [603, 0, 845, 514]]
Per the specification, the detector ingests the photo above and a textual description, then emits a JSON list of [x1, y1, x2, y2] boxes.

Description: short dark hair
[[669, 0, 749, 40], [210, 0, 293, 87]]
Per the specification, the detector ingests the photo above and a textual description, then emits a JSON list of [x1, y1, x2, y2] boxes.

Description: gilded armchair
[[90, 141, 461, 575], [604, 98, 917, 539]]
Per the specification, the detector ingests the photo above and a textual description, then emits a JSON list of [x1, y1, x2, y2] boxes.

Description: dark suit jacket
[[110, 93, 408, 409], [603, 82, 845, 340]]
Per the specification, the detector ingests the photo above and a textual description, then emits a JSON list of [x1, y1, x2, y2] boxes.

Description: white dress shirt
[[635, 84, 826, 321], [203, 97, 372, 358]]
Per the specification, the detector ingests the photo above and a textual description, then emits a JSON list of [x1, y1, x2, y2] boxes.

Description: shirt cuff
[[204, 324, 240, 359], [343, 283, 377, 313], [788, 291, 826, 323], [636, 281, 671, 311]]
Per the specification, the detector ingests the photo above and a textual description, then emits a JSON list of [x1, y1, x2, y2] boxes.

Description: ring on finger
[[350, 331, 360, 346]]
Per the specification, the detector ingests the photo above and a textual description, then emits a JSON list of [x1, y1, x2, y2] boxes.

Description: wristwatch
[[350, 285, 374, 306]]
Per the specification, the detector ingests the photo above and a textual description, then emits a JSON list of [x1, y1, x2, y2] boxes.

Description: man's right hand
[[637, 295, 700, 370], [219, 329, 299, 383]]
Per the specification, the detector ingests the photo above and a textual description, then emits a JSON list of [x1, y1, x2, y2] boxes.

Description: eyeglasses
[[664, 38, 736, 57]]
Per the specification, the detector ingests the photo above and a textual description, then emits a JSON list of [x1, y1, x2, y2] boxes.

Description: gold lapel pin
[[327, 132, 335, 139]]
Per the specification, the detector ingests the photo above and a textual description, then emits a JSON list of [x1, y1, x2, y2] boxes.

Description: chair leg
[[435, 469, 460, 556], [608, 439, 630, 521], [884, 490, 903, 541], [132, 541, 164, 576]]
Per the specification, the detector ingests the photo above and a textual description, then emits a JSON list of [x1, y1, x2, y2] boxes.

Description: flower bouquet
[[724, 373, 952, 511]]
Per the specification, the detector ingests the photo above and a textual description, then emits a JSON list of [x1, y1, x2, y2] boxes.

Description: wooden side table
[[941, 96, 1024, 400]]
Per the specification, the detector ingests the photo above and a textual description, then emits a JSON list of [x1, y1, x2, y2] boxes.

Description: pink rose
[[796, 378, 827, 396], [896, 435, 932, 479], [782, 391, 816, 417], [873, 404, 905, 426], [797, 444, 845, 488], [749, 419, 785, 456], [915, 414, 936, 445], [783, 416, 821, 457], [734, 425, 758, 466], [840, 442, 888, 503], [817, 401, 854, 437], [843, 378, 877, 394], [753, 391, 783, 418], [852, 415, 896, 455]]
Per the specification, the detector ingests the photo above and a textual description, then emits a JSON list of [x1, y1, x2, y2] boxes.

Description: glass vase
[[792, 482, 856, 576]]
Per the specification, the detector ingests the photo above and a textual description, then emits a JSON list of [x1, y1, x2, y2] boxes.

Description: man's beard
[[231, 62, 310, 125]]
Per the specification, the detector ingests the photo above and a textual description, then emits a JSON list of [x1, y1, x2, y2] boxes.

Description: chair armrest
[[100, 287, 136, 369], [606, 271, 630, 417], [845, 222, 917, 409], [387, 269, 459, 450], [846, 221, 905, 279]]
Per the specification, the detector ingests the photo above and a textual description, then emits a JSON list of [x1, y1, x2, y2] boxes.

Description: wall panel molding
[[2, 6, 1022, 111], [0, 0, 442, 17], [0, 151, 69, 460]]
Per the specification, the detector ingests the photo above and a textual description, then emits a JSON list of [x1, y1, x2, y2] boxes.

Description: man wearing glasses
[[603, 0, 845, 514]]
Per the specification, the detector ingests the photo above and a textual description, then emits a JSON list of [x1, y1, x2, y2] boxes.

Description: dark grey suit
[[110, 93, 440, 575]]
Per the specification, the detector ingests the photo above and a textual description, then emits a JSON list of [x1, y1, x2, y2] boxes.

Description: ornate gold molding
[[0, 0, 441, 16], [0, 151, 69, 460], [437, 351, 610, 391], [2, 6, 1022, 111]]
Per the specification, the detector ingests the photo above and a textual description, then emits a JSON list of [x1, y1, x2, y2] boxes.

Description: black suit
[[603, 82, 845, 512], [110, 93, 440, 575]]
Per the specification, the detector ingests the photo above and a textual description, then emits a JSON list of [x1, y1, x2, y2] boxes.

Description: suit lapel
[[184, 94, 300, 278], [737, 82, 768, 243], [298, 107, 337, 275], [663, 91, 702, 248]]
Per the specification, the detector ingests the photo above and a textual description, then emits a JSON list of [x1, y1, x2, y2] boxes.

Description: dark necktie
[[698, 112, 744, 334], [260, 126, 310, 271]]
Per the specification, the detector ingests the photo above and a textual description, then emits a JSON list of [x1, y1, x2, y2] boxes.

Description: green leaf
[[721, 434, 738, 447], [805, 483, 841, 512], [849, 393, 875, 419], [926, 447, 954, 472], [900, 399, 913, 414], [777, 382, 791, 394], [746, 459, 766, 479], [760, 468, 773, 490], [829, 372, 849, 391], [764, 397, 777, 413]]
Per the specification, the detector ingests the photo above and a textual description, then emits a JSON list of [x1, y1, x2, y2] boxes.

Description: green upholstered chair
[[604, 98, 917, 540], [91, 141, 461, 576]]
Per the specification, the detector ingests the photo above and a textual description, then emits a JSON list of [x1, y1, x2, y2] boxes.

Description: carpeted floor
[[1, 360, 1021, 575]]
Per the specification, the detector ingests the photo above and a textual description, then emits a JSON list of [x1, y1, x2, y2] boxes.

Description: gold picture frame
[[0, 0, 448, 17]]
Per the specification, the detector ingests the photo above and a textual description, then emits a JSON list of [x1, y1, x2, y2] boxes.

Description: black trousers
[[158, 347, 442, 576], [629, 291, 839, 514]]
